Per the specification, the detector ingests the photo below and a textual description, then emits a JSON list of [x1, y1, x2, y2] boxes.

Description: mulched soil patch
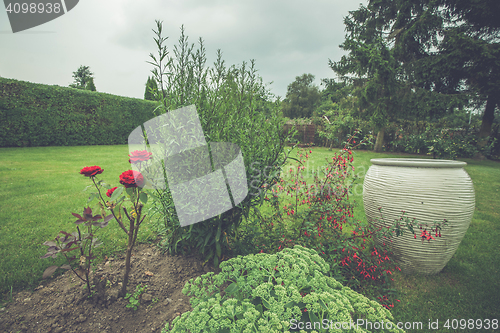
[[0, 242, 218, 333]]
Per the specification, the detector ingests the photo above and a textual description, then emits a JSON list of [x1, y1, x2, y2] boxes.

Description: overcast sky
[[1, 0, 367, 101]]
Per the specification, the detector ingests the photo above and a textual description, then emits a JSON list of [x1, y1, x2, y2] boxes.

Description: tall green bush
[[147, 21, 290, 267], [0, 78, 156, 147]]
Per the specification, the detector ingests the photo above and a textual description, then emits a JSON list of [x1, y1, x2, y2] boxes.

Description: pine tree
[[144, 76, 158, 101], [85, 77, 96, 91]]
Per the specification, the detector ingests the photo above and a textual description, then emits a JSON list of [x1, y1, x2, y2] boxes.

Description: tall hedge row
[[0, 78, 157, 147]]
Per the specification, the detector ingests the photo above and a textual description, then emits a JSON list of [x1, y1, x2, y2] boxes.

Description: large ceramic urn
[[363, 158, 475, 275]]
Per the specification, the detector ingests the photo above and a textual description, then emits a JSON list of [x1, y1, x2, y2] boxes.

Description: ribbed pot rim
[[370, 158, 467, 168]]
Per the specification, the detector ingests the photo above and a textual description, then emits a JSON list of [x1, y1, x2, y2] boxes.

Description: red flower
[[80, 166, 103, 177], [106, 187, 118, 198], [128, 150, 152, 164], [119, 170, 144, 188]]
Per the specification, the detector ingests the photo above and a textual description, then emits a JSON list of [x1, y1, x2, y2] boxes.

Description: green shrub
[[162, 245, 404, 333], [384, 110, 500, 159], [148, 21, 289, 267], [426, 128, 478, 159], [0, 78, 156, 147]]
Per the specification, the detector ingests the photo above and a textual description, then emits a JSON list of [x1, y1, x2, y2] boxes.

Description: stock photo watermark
[[128, 105, 248, 228], [248, 158, 367, 199], [289, 318, 498, 331], [3, 0, 79, 33]]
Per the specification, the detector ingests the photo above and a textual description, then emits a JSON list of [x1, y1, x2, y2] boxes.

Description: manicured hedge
[[0, 78, 157, 147]]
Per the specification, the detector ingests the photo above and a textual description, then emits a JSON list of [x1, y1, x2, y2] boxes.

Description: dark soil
[[0, 242, 219, 333]]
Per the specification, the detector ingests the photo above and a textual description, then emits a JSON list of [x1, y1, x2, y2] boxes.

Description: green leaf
[[319, 298, 328, 311], [261, 297, 271, 309], [126, 187, 135, 196], [213, 255, 219, 268], [110, 186, 124, 202], [224, 282, 238, 295], [148, 192, 160, 201], [215, 225, 221, 242], [203, 232, 211, 248], [216, 240, 221, 258], [139, 192, 148, 204], [308, 310, 320, 323], [87, 192, 97, 203]]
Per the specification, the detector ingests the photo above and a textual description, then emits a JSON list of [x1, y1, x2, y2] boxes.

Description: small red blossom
[[80, 166, 103, 177], [106, 187, 118, 198], [128, 150, 152, 164], [119, 170, 144, 188]]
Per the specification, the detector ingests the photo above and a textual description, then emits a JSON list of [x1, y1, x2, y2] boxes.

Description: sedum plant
[[162, 245, 404, 333]]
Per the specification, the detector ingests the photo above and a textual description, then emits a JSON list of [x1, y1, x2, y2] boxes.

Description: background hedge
[[0, 78, 157, 147]]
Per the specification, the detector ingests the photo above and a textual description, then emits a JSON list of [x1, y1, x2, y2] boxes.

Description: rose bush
[[41, 150, 153, 297]]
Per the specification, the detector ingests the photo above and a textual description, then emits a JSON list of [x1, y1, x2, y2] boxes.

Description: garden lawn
[[0, 145, 157, 301], [258, 146, 500, 333], [1, 145, 499, 333]]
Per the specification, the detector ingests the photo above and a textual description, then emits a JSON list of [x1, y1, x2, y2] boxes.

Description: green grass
[[256, 146, 500, 332], [1, 145, 499, 333], [0, 145, 157, 301], [389, 157, 500, 333]]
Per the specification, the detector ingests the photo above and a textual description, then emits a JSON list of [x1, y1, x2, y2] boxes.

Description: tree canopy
[[329, 0, 499, 151], [366, 0, 500, 145], [281, 73, 321, 119], [329, 6, 406, 151], [70, 65, 95, 91]]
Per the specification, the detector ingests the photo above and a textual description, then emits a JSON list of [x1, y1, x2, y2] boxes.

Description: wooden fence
[[283, 123, 317, 146]]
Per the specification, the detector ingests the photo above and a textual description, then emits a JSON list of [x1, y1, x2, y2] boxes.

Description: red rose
[[119, 170, 144, 188], [106, 187, 118, 198], [128, 150, 152, 164], [80, 166, 103, 177]]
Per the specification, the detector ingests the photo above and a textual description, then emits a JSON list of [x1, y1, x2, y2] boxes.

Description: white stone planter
[[363, 158, 475, 275]]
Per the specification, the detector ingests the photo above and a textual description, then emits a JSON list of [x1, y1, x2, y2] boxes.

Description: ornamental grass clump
[[162, 245, 404, 333]]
